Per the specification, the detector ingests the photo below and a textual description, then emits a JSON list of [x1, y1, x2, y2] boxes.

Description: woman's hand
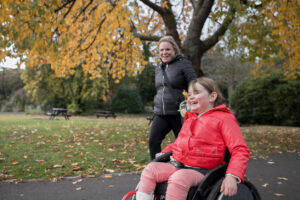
[[220, 175, 238, 196]]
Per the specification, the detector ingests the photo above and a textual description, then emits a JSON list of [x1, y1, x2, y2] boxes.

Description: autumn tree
[[0, 67, 27, 111], [0, 0, 298, 86], [224, 0, 299, 78], [22, 64, 108, 113]]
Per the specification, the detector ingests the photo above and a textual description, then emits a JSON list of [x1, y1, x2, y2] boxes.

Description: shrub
[[229, 75, 300, 126], [111, 85, 144, 113]]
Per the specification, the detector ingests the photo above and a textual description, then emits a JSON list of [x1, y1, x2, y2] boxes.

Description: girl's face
[[188, 82, 217, 114], [159, 41, 176, 63]]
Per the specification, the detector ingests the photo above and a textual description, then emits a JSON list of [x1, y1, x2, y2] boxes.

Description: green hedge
[[111, 85, 144, 113], [229, 75, 300, 126]]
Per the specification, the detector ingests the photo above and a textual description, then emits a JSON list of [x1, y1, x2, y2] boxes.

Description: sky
[[0, 57, 25, 69]]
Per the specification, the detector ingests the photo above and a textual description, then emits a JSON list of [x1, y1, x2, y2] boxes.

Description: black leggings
[[149, 114, 182, 160]]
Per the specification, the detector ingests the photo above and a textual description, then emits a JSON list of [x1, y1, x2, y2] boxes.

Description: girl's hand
[[220, 175, 238, 196]]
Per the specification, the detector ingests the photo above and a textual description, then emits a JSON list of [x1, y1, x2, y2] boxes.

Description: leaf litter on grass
[[0, 115, 299, 182]]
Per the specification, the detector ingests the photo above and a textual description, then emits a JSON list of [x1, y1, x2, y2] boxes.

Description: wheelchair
[[122, 151, 261, 200]]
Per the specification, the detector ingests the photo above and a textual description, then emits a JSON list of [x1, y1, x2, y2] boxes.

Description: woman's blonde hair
[[158, 35, 181, 55], [188, 77, 225, 107]]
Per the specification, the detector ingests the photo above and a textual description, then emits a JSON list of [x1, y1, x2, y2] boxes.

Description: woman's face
[[187, 82, 216, 114], [159, 41, 176, 63]]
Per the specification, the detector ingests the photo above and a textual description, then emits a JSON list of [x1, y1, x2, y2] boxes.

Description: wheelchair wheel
[[122, 190, 136, 200], [206, 179, 260, 200]]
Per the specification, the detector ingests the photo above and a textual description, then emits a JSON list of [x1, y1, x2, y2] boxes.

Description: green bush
[[229, 75, 300, 126], [67, 101, 82, 114], [111, 85, 144, 113]]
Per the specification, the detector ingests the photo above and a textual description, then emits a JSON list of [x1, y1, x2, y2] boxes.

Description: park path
[[0, 152, 299, 200]]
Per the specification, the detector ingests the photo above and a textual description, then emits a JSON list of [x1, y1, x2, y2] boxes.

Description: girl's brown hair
[[189, 77, 225, 107]]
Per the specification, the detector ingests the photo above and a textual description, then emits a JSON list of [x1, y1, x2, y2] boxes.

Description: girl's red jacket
[[162, 104, 250, 182]]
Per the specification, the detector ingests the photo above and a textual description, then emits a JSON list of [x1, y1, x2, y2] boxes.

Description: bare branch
[[139, 0, 166, 15], [80, 16, 106, 52], [135, 34, 161, 42], [175, 0, 185, 22], [202, 5, 235, 52], [130, 19, 161, 42], [73, 0, 94, 23], [54, 0, 76, 13]]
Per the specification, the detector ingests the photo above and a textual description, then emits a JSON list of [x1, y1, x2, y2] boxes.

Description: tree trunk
[[140, 0, 236, 77]]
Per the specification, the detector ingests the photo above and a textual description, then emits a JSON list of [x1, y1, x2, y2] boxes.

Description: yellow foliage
[[254, 0, 300, 78], [0, 0, 148, 82]]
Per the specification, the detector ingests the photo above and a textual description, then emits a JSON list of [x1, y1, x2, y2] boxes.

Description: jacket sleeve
[[221, 115, 250, 182], [182, 59, 197, 83]]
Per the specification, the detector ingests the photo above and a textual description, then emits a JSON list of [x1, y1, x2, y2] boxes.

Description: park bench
[[47, 108, 71, 120], [96, 110, 116, 118]]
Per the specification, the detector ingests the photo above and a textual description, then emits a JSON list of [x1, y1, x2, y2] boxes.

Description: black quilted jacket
[[154, 55, 197, 115]]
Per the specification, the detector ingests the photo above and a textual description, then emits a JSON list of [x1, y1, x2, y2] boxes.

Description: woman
[[137, 77, 250, 200], [149, 36, 197, 160]]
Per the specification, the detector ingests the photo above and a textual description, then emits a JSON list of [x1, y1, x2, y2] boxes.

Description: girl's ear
[[209, 92, 218, 103]]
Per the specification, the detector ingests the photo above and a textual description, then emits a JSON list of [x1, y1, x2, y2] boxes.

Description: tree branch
[[240, 0, 263, 8], [54, 0, 76, 13], [73, 0, 94, 23], [139, 0, 166, 15], [135, 34, 161, 42], [202, 5, 235, 52]]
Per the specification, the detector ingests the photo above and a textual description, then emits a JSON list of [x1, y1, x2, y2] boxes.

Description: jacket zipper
[[162, 64, 168, 115]]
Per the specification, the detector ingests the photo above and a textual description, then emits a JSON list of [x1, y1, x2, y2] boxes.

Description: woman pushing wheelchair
[[136, 77, 250, 200]]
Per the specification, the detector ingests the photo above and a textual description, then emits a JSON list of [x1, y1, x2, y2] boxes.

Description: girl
[[137, 77, 249, 200]]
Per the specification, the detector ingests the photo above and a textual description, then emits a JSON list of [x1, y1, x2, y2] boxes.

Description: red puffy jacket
[[162, 104, 249, 181]]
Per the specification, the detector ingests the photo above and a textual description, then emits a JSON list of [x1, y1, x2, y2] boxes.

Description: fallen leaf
[[262, 183, 269, 187], [72, 166, 81, 171], [53, 164, 64, 168], [104, 175, 113, 178], [51, 178, 58, 182], [11, 160, 19, 165], [104, 168, 115, 173], [72, 179, 83, 184], [277, 177, 288, 181], [71, 162, 79, 166], [274, 193, 285, 197], [36, 160, 45, 164], [108, 185, 115, 188], [76, 187, 83, 191], [257, 178, 263, 182]]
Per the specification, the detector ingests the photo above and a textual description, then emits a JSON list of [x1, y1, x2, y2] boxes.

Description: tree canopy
[[0, 0, 298, 82], [22, 64, 108, 113]]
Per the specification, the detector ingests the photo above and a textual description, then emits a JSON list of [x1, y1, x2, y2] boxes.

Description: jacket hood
[[186, 104, 232, 119]]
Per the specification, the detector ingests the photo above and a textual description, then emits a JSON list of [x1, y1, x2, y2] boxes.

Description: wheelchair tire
[[206, 178, 260, 200]]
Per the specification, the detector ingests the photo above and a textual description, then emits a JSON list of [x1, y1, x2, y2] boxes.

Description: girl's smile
[[188, 82, 217, 114]]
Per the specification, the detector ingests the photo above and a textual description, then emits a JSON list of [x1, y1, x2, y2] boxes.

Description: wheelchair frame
[[122, 152, 261, 200]]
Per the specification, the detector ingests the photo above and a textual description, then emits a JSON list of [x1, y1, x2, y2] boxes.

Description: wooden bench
[[96, 110, 116, 118]]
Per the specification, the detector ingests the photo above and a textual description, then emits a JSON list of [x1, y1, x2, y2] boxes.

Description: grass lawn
[[0, 114, 299, 182]]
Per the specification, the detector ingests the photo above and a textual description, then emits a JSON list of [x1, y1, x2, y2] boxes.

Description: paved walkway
[[0, 152, 299, 200]]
